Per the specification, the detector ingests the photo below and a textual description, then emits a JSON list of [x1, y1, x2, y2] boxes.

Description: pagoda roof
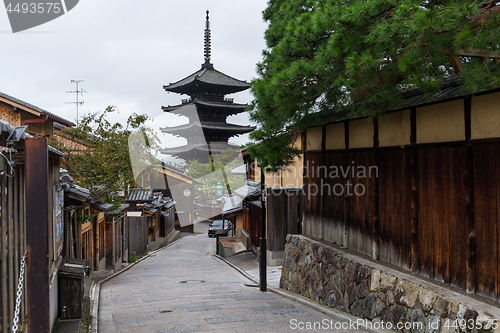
[[162, 98, 248, 116], [163, 66, 250, 96], [160, 121, 254, 136], [160, 141, 239, 162]]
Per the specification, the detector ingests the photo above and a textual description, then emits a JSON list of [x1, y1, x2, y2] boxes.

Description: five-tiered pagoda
[[160, 11, 254, 163]]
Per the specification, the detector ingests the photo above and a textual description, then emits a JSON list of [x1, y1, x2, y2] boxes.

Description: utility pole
[[66, 80, 86, 125]]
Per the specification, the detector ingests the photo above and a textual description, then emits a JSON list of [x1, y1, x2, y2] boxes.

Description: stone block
[[433, 296, 449, 316], [456, 304, 467, 320], [477, 312, 495, 330], [440, 318, 454, 333], [363, 294, 376, 319], [395, 280, 420, 308], [345, 282, 357, 308], [381, 272, 397, 290], [357, 279, 370, 299], [448, 300, 460, 319], [371, 269, 381, 291], [376, 298, 386, 316], [419, 287, 438, 312], [387, 290, 395, 305], [410, 309, 425, 333], [357, 265, 370, 283], [425, 315, 441, 333], [351, 299, 364, 318], [326, 287, 343, 308], [344, 261, 359, 285], [393, 305, 410, 323]]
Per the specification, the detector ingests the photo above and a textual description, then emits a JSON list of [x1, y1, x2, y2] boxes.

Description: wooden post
[[372, 118, 380, 260], [2, 173, 8, 333], [343, 121, 350, 248], [464, 97, 475, 294], [25, 137, 50, 332], [8, 173, 14, 322], [410, 107, 419, 273]]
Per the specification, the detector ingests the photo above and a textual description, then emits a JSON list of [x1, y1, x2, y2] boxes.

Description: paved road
[[98, 222, 372, 333]]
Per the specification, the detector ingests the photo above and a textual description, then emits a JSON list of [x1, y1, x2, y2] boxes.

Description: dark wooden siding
[[0, 165, 27, 332], [474, 143, 498, 299], [304, 136, 500, 301], [379, 148, 412, 269], [266, 188, 302, 252], [127, 216, 147, 258]]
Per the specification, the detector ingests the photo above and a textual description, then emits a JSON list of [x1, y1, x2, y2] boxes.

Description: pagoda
[[160, 11, 254, 163]]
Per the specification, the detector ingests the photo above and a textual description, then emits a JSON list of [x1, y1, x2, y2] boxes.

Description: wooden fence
[[266, 188, 302, 253], [0, 166, 27, 332], [304, 140, 500, 302], [127, 216, 147, 259]]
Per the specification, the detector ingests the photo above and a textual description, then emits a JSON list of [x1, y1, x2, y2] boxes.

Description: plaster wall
[[471, 92, 500, 139], [416, 100, 464, 143], [307, 126, 322, 150], [325, 123, 345, 150], [378, 110, 411, 147], [349, 119, 374, 148]]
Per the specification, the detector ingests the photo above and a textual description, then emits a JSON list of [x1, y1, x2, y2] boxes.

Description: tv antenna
[[66, 80, 87, 124]]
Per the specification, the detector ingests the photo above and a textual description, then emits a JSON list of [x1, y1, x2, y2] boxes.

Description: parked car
[[208, 219, 232, 237]]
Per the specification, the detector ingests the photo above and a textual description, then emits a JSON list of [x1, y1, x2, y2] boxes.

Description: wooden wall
[[127, 216, 147, 258], [0, 165, 27, 332], [303, 92, 500, 302]]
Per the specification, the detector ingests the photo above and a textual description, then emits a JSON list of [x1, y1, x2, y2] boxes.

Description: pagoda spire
[[203, 10, 212, 69]]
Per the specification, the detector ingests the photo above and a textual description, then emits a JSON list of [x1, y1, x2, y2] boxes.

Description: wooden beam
[[464, 97, 476, 294], [372, 117, 380, 260], [2, 174, 8, 333], [410, 107, 419, 273], [0, 96, 42, 117], [25, 138, 50, 332], [343, 121, 350, 248]]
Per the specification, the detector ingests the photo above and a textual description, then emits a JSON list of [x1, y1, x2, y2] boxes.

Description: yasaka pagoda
[[161, 11, 254, 163]]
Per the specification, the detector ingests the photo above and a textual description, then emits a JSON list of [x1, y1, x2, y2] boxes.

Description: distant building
[[160, 11, 255, 163]]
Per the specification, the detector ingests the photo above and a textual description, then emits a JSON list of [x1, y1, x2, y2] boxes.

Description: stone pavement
[[96, 224, 377, 333]]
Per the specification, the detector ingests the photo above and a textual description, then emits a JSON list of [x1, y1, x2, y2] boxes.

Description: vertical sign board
[[54, 186, 64, 258]]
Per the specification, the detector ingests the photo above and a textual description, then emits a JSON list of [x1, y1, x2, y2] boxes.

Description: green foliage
[[250, 0, 500, 170], [76, 210, 93, 225], [129, 251, 138, 263], [51, 106, 159, 204]]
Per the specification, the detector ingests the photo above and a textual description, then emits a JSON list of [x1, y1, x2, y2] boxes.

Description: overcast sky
[[0, 1, 269, 161]]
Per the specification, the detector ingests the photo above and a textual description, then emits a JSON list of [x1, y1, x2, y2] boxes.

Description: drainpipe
[[22, 113, 49, 126]]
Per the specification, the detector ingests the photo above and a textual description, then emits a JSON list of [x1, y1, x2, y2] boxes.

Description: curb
[[214, 255, 393, 333], [90, 235, 184, 333]]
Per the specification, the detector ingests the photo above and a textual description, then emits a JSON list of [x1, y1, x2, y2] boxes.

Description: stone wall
[[281, 235, 500, 333]]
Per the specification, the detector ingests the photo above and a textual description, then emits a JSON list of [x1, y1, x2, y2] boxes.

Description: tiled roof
[[162, 99, 248, 116], [163, 67, 250, 95], [233, 180, 260, 199], [0, 91, 75, 127], [160, 142, 239, 155], [230, 164, 247, 175], [316, 76, 492, 125], [127, 188, 154, 202], [160, 121, 254, 135]]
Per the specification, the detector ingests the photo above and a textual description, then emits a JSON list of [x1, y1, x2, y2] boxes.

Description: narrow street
[[97, 222, 372, 333]]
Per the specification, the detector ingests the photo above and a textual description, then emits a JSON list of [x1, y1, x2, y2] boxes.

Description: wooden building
[[160, 11, 254, 163], [138, 163, 200, 230], [0, 91, 75, 136], [301, 80, 500, 302]]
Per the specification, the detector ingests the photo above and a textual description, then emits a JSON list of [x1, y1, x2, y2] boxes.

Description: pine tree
[[249, 0, 500, 170]]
